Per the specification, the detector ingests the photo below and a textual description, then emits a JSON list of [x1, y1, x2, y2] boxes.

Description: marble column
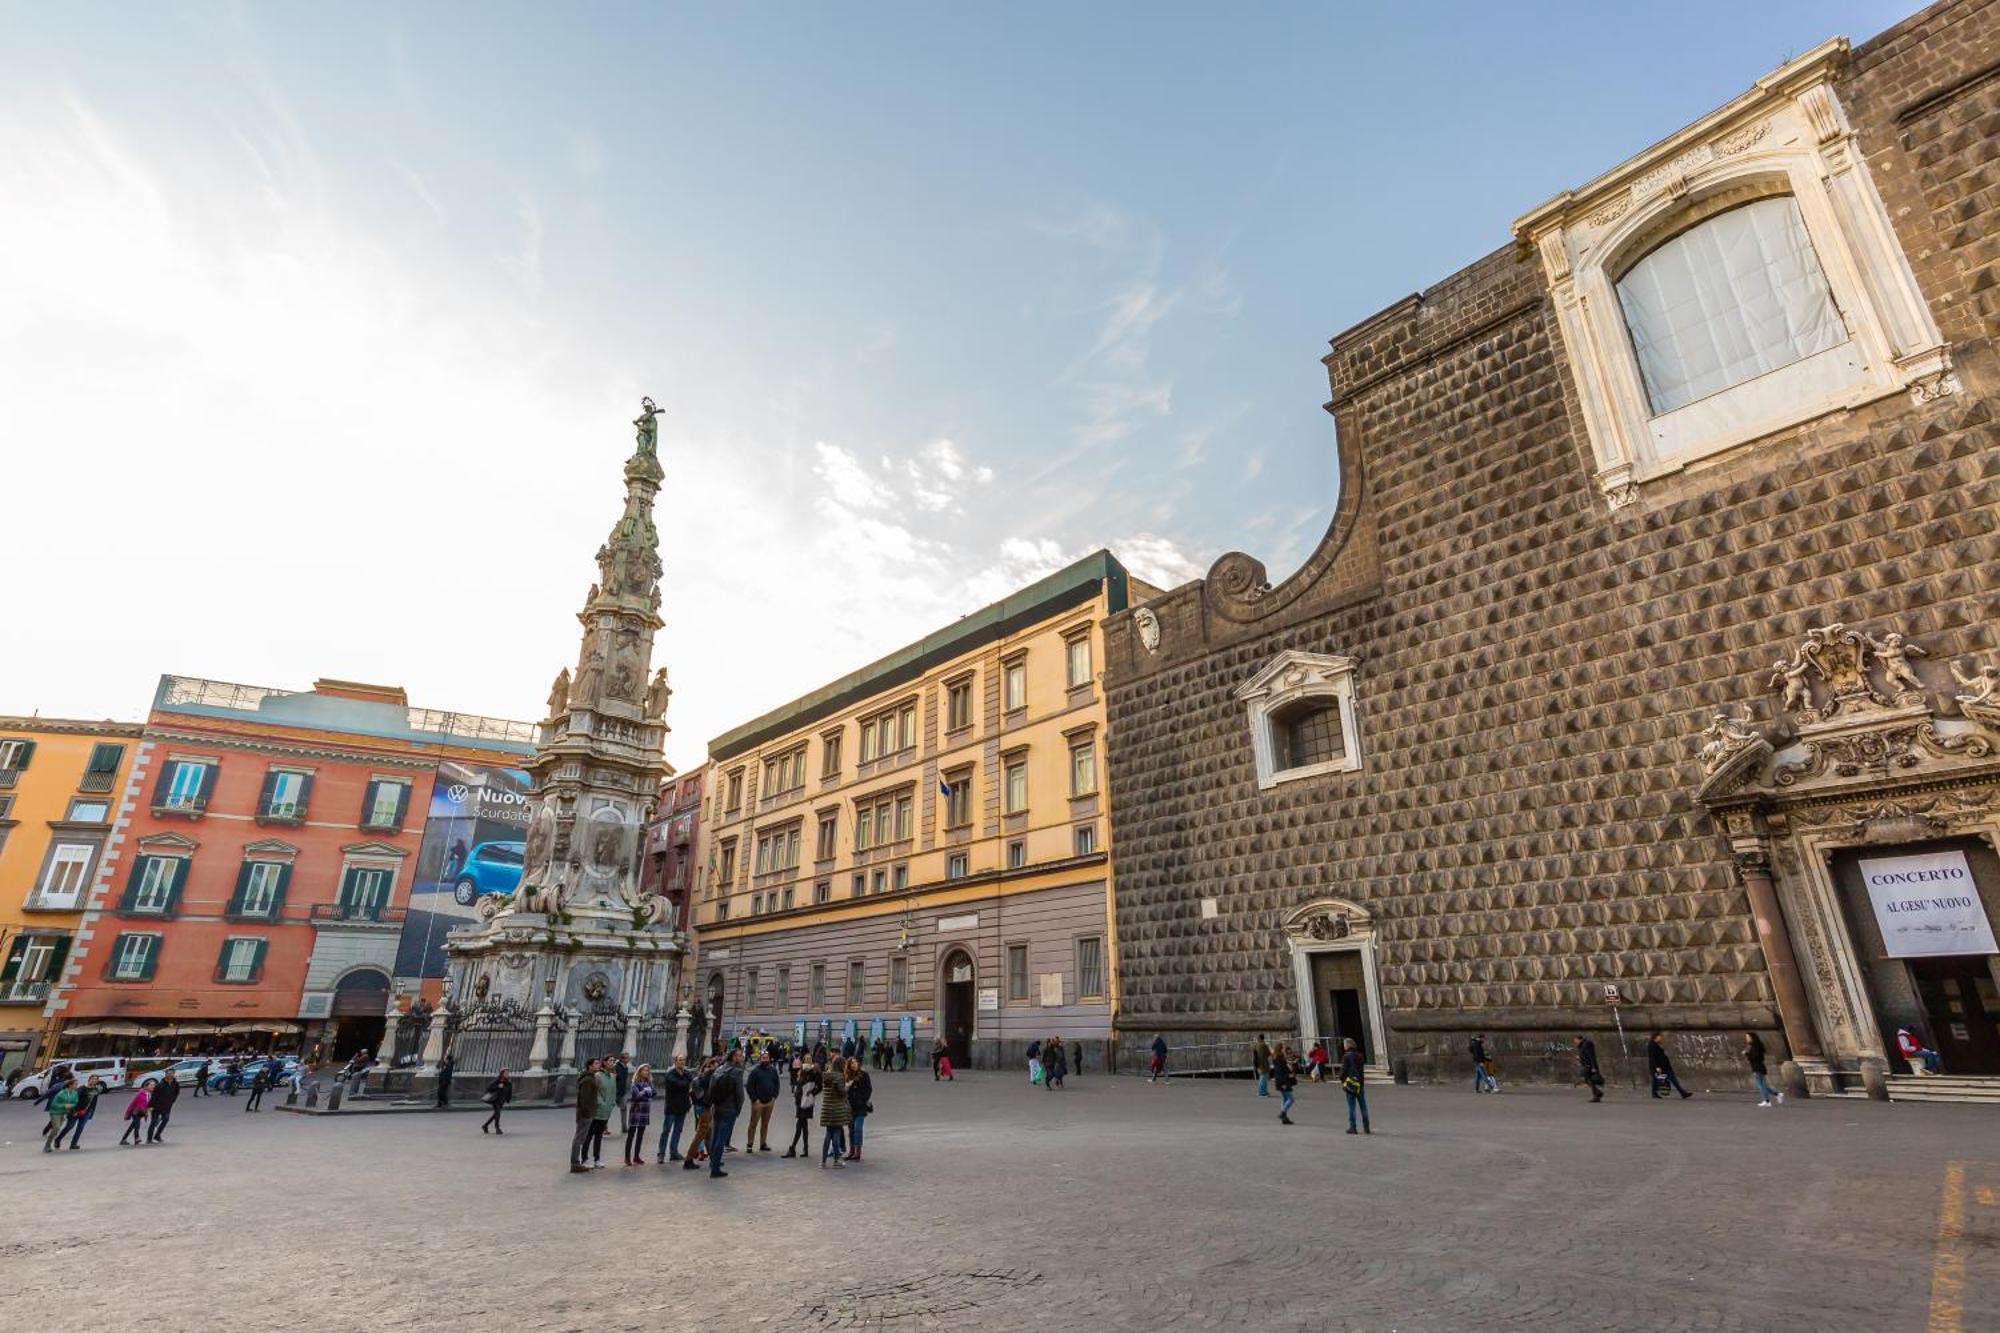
[[1734, 851, 1823, 1061]]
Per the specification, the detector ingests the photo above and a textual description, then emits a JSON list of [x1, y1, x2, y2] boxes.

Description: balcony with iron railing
[[0, 978, 52, 1004], [256, 800, 308, 827], [77, 770, 119, 794], [152, 792, 208, 818], [309, 902, 406, 929]]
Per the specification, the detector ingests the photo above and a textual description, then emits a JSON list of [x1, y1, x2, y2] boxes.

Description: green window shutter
[[336, 865, 355, 911], [272, 863, 293, 917], [88, 743, 123, 774], [16, 740, 34, 771], [165, 857, 191, 917], [257, 769, 278, 815], [250, 939, 268, 982], [197, 762, 219, 808], [101, 934, 125, 980], [296, 773, 314, 817], [118, 857, 148, 912], [226, 860, 252, 916], [47, 936, 70, 981], [213, 940, 231, 983], [392, 782, 411, 829], [360, 780, 381, 826], [150, 763, 173, 808], [0, 936, 26, 983], [139, 935, 160, 981]]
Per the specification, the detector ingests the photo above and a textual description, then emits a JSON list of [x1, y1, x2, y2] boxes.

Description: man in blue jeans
[[655, 1054, 692, 1162], [705, 1049, 746, 1178], [1253, 1035, 1271, 1097]]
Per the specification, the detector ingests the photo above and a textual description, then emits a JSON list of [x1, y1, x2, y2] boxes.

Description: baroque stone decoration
[[438, 399, 692, 1085], [1133, 606, 1161, 655], [1100, 6, 2000, 1090]]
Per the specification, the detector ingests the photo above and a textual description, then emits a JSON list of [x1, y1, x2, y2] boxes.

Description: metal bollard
[[327, 1081, 345, 1112]]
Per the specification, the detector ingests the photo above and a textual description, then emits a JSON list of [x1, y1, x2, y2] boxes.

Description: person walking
[[119, 1079, 153, 1146], [655, 1054, 692, 1163], [622, 1064, 655, 1165], [705, 1050, 745, 1179], [1253, 1035, 1272, 1097], [785, 1061, 820, 1159], [146, 1071, 179, 1144], [1272, 1044, 1298, 1125], [1575, 1034, 1605, 1103], [895, 1035, 909, 1071], [1470, 1035, 1497, 1093], [681, 1057, 718, 1172], [1026, 1038, 1043, 1086], [244, 1062, 271, 1112], [61, 1074, 103, 1149], [193, 1059, 211, 1097], [42, 1076, 78, 1152], [819, 1056, 851, 1168], [745, 1050, 780, 1152], [590, 1058, 616, 1166], [1149, 1033, 1169, 1083], [930, 1038, 948, 1081], [569, 1057, 602, 1175], [481, 1070, 513, 1134], [846, 1058, 873, 1162], [435, 1051, 455, 1109], [1744, 1033, 1784, 1108], [1647, 1032, 1693, 1100], [1339, 1038, 1370, 1135], [1045, 1037, 1067, 1091]]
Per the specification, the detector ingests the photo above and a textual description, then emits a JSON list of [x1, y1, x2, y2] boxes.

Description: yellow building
[[694, 551, 1155, 1070], [0, 717, 143, 1073]]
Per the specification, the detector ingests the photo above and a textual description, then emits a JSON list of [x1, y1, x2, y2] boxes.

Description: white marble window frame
[[1236, 651, 1362, 792]]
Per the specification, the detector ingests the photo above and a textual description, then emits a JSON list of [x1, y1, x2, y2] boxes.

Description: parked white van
[[10, 1057, 173, 1101]]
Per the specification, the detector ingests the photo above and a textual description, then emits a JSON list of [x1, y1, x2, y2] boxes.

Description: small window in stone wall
[[1237, 651, 1361, 791]]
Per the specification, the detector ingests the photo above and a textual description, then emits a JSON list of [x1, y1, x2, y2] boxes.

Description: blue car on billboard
[[452, 841, 526, 905]]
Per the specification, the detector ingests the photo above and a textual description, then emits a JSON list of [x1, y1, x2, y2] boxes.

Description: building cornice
[[0, 717, 145, 738]]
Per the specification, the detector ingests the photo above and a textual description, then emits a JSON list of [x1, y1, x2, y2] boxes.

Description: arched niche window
[[1516, 45, 1956, 512], [1237, 651, 1361, 791], [1615, 195, 1850, 416]]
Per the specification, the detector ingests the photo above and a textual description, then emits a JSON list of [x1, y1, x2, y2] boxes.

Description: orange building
[[0, 717, 143, 1073], [48, 676, 535, 1061]]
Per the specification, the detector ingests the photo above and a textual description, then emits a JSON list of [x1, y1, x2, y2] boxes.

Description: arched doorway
[[939, 949, 975, 1067], [331, 968, 391, 1061], [706, 971, 725, 1054], [1282, 901, 1387, 1073]]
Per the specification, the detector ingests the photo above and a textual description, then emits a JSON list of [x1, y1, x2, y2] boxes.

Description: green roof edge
[[709, 550, 1129, 761]]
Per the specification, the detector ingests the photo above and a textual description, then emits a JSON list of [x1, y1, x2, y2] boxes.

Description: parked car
[[205, 1056, 300, 1090], [10, 1056, 173, 1101], [452, 840, 526, 905]]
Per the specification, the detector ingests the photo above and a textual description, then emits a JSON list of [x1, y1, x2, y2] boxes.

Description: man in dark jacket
[[612, 1054, 632, 1132], [245, 1063, 272, 1112], [656, 1055, 693, 1163], [570, 1057, 601, 1174], [744, 1051, 781, 1152], [146, 1071, 180, 1143], [681, 1058, 717, 1171], [435, 1051, 454, 1109], [1575, 1034, 1604, 1103], [705, 1050, 746, 1178], [1647, 1032, 1693, 1099], [1469, 1035, 1495, 1093]]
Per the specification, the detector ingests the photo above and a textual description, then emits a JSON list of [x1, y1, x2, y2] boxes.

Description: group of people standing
[[1024, 1037, 1072, 1089], [555, 1044, 879, 1178], [1251, 1036, 1371, 1132], [39, 1069, 180, 1152]]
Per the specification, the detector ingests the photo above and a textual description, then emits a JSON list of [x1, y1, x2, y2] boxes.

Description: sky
[[0, 1, 1914, 769]]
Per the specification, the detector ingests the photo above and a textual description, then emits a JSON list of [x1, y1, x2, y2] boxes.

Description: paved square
[[2, 1072, 1992, 1330]]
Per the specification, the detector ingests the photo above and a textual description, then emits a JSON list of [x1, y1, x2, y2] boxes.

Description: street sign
[[1603, 984, 1622, 1004]]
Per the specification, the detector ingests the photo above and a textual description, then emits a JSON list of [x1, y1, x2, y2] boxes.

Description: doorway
[[1910, 956, 2000, 1076], [940, 949, 975, 1067], [1310, 951, 1372, 1064], [331, 969, 390, 1060]]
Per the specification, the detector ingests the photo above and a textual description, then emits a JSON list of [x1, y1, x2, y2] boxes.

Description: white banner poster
[[1858, 851, 1997, 957]]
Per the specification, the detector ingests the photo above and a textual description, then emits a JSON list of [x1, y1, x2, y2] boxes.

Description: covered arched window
[[1614, 195, 1848, 415]]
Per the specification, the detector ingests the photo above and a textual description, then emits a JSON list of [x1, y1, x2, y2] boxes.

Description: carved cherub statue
[[1865, 631, 1928, 696], [1769, 656, 1814, 714], [547, 667, 571, 716], [1698, 711, 1759, 772], [1950, 660, 1999, 706]]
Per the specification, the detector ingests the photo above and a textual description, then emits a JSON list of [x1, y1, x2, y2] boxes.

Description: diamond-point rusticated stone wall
[[1103, 0, 2000, 1084]]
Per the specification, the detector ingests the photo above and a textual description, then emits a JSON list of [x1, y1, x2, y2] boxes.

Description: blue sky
[[0, 1, 1912, 765]]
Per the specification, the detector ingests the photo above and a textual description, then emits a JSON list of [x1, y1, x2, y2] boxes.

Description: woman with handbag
[[480, 1069, 513, 1134]]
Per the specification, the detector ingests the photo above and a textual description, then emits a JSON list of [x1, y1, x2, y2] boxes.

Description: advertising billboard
[[393, 761, 533, 980]]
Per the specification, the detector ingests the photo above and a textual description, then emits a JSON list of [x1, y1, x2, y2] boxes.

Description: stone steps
[[1888, 1075, 2000, 1105]]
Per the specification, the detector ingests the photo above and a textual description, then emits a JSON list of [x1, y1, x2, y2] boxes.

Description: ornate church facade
[[1101, 4, 2000, 1090]]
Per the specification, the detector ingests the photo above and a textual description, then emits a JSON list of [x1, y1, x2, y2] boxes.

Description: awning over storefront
[[220, 1020, 303, 1035], [61, 1020, 156, 1037]]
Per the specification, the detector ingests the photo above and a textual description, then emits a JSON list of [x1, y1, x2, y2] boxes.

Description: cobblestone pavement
[[2, 1072, 1993, 1331]]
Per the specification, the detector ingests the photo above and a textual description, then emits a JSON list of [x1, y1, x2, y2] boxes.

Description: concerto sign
[[1858, 850, 1996, 958]]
